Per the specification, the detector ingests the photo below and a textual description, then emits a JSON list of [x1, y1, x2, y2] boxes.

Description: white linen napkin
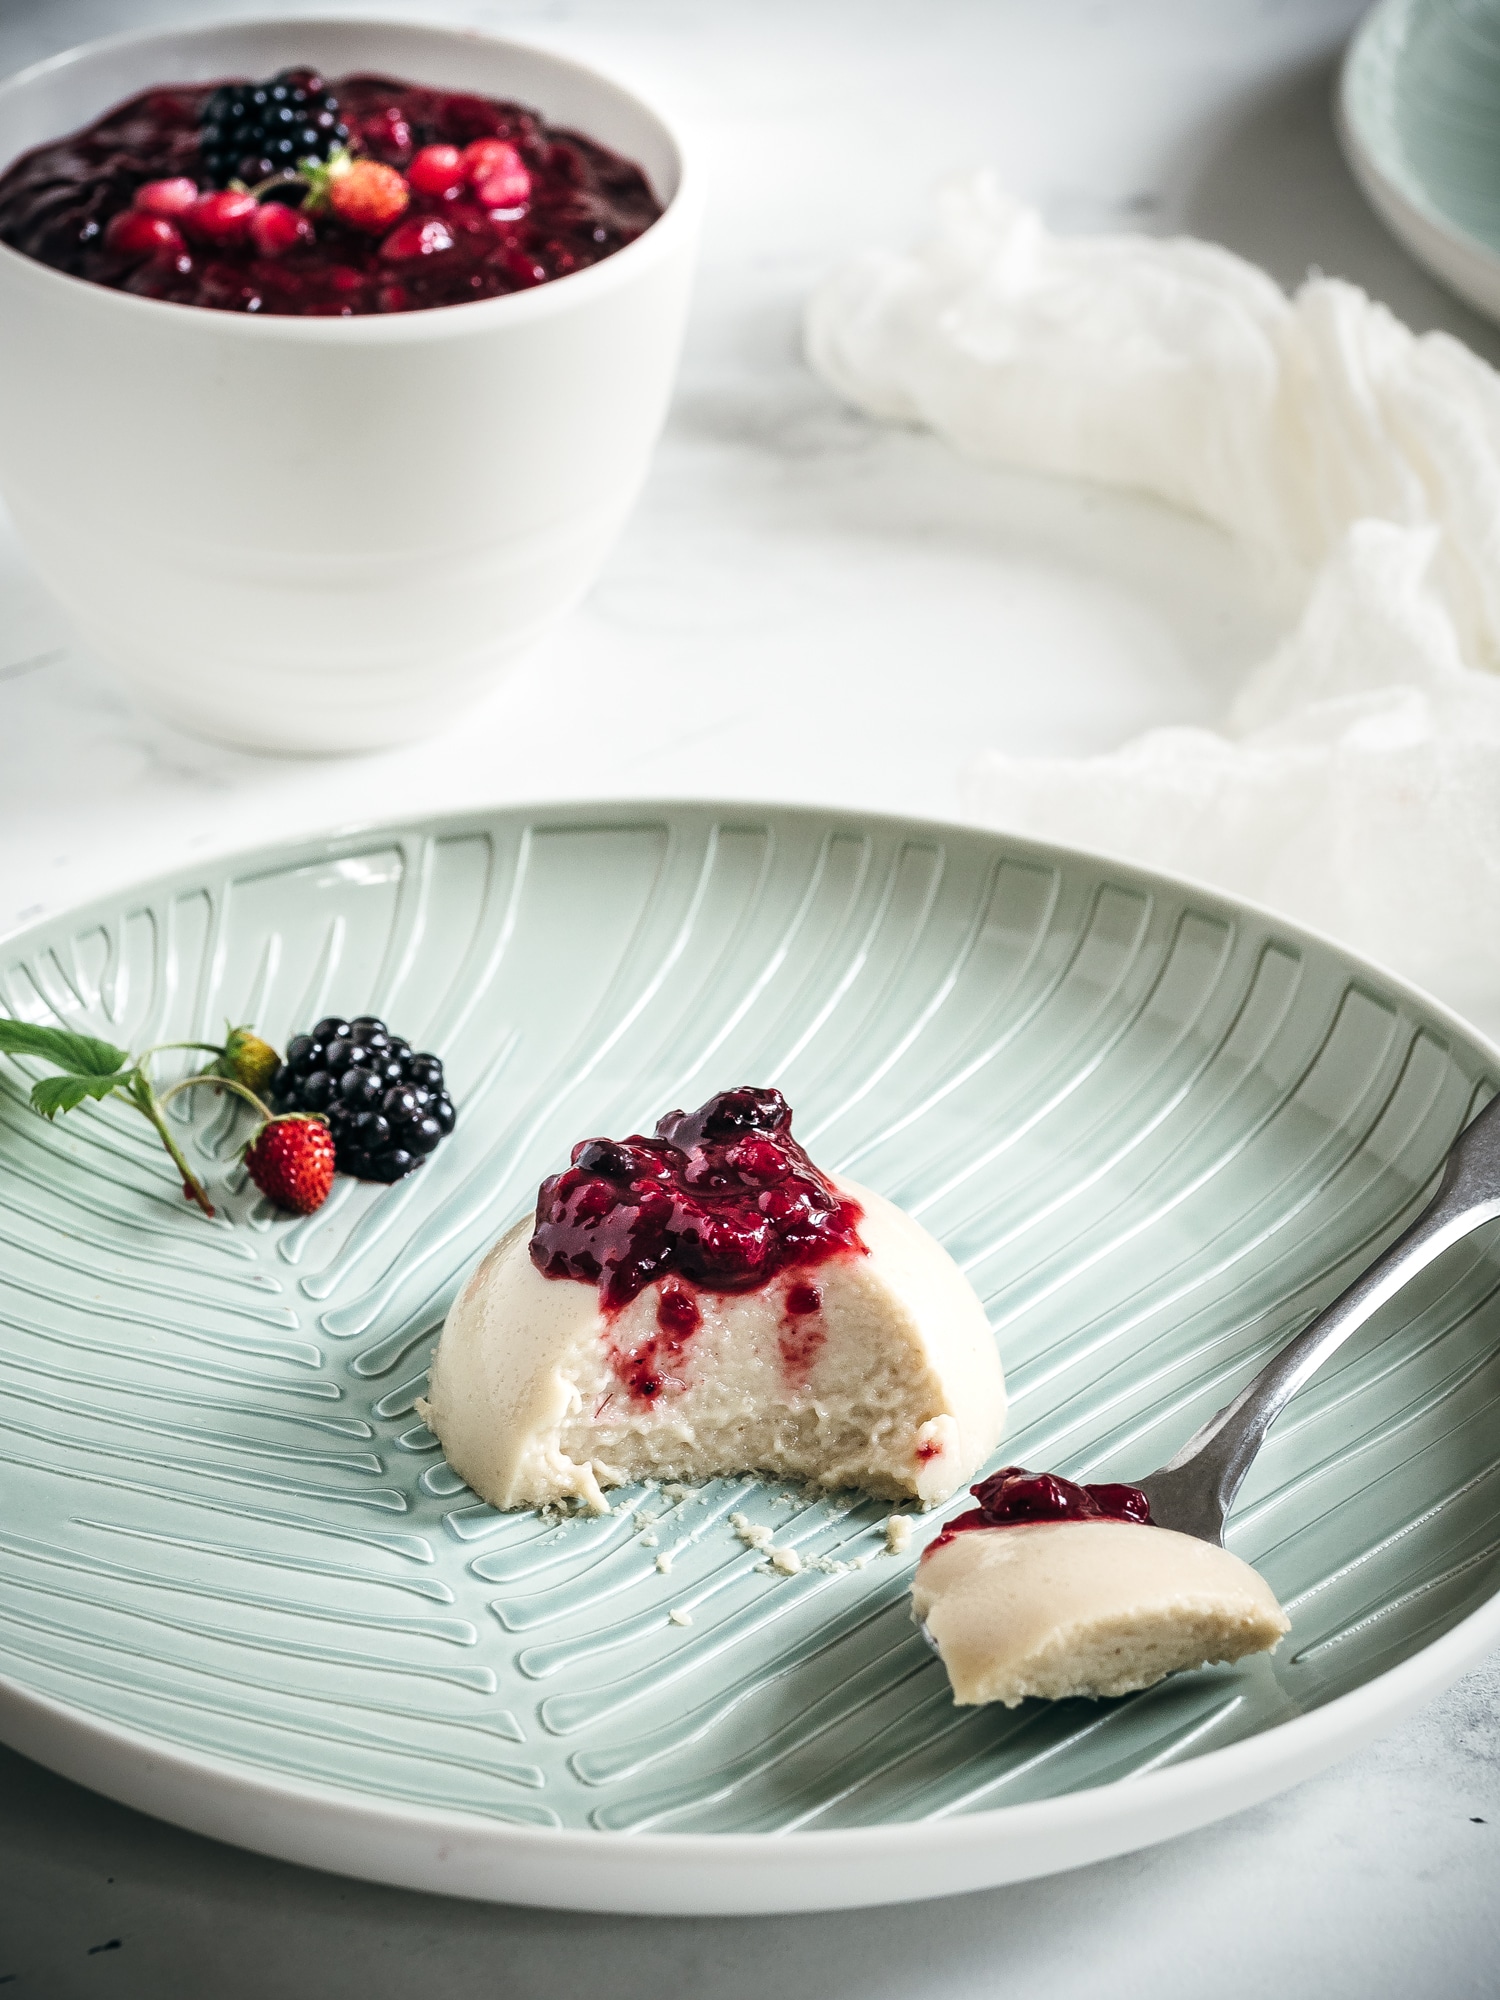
[[805, 174, 1500, 1040]]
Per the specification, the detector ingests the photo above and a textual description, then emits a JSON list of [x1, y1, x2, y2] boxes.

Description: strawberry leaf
[[293, 145, 352, 215], [30, 1072, 127, 1120], [0, 1017, 130, 1078]]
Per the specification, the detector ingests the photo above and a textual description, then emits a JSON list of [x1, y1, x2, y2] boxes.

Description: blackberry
[[198, 68, 349, 189], [272, 1014, 455, 1184]]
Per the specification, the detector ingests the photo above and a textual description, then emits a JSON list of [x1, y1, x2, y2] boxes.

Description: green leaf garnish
[[30, 1072, 127, 1120], [0, 1018, 130, 1078], [0, 1015, 281, 1219], [294, 145, 353, 215]]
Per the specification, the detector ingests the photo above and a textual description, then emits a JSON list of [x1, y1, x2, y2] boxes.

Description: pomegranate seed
[[105, 210, 185, 258], [132, 176, 197, 218], [328, 160, 410, 234], [380, 215, 456, 260], [250, 202, 314, 257], [183, 190, 258, 246], [408, 143, 466, 197]]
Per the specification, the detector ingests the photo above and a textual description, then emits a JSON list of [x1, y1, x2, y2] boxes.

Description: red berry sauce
[[605, 1284, 704, 1404], [778, 1280, 826, 1383], [0, 74, 662, 316], [925, 1466, 1154, 1555], [531, 1088, 865, 1402]]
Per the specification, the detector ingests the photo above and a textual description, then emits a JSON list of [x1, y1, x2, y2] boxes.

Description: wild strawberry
[[133, 176, 198, 218], [379, 215, 455, 261], [463, 138, 530, 209], [328, 160, 410, 234], [408, 143, 466, 197], [216, 1025, 281, 1096], [106, 210, 185, 258], [250, 202, 314, 257], [244, 1115, 335, 1214], [183, 189, 258, 245]]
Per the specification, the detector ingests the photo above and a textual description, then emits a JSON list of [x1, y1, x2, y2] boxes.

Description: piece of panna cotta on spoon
[[419, 1087, 1006, 1513], [910, 1468, 1290, 1706]]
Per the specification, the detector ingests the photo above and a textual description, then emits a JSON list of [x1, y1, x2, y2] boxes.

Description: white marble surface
[[0, 0, 1497, 1991]]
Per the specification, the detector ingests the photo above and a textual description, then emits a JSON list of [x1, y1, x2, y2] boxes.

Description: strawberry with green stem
[[245, 145, 409, 234], [0, 1018, 330, 1217]]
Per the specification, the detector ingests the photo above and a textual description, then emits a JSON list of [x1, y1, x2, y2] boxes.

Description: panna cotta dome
[[419, 1087, 1006, 1512]]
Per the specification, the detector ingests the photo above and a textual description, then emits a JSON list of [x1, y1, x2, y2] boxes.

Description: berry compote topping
[[529, 1088, 866, 1324], [0, 71, 662, 315], [270, 1015, 456, 1182], [925, 1466, 1154, 1555]]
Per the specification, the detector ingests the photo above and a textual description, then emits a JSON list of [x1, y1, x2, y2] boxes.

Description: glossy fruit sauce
[[925, 1465, 1154, 1554], [0, 73, 663, 315], [530, 1086, 867, 1396]]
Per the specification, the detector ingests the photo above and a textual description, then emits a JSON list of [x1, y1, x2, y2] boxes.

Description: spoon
[[1135, 1090, 1500, 1543], [949, 1090, 1500, 1553]]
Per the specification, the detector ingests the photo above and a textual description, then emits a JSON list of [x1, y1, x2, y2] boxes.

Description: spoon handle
[[1137, 1091, 1500, 1544]]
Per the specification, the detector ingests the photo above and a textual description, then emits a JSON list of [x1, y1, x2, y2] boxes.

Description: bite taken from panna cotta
[[911, 1468, 1290, 1707], [419, 1087, 1006, 1513]]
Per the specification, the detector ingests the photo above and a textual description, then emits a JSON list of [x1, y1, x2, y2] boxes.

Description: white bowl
[[0, 18, 700, 753]]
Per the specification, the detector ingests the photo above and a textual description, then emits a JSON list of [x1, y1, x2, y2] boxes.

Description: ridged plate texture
[[1, 804, 1498, 1854], [1344, 0, 1500, 254]]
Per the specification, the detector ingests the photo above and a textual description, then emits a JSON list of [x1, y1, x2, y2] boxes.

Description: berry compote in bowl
[[0, 18, 699, 753]]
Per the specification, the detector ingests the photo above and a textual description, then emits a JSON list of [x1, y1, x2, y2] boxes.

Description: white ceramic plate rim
[[1, 798, 1497, 1915], [1336, 0, 1500, 320]]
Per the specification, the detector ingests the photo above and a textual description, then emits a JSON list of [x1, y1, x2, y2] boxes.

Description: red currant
[[182, 190, 258, 245], [463, 138, 531, 209], [132, 176, 198, 219], [249, 202, 314, 257], [105, 210, 185, 258], [379, 215, 456, 260], [408, 144, 466, 197]]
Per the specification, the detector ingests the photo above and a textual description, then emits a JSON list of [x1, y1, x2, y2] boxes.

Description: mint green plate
[[1, 803, 1498, 1913], [1341, 0, 1500, 321]]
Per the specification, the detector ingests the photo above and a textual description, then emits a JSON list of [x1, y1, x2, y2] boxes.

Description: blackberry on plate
[[272, 1014, 455, 1184], [198, 68, 349, 189]]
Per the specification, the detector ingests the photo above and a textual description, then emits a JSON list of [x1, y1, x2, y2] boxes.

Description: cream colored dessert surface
[[911, 1518, 1290, 1707], [419, 1175, 1005, 1512]]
